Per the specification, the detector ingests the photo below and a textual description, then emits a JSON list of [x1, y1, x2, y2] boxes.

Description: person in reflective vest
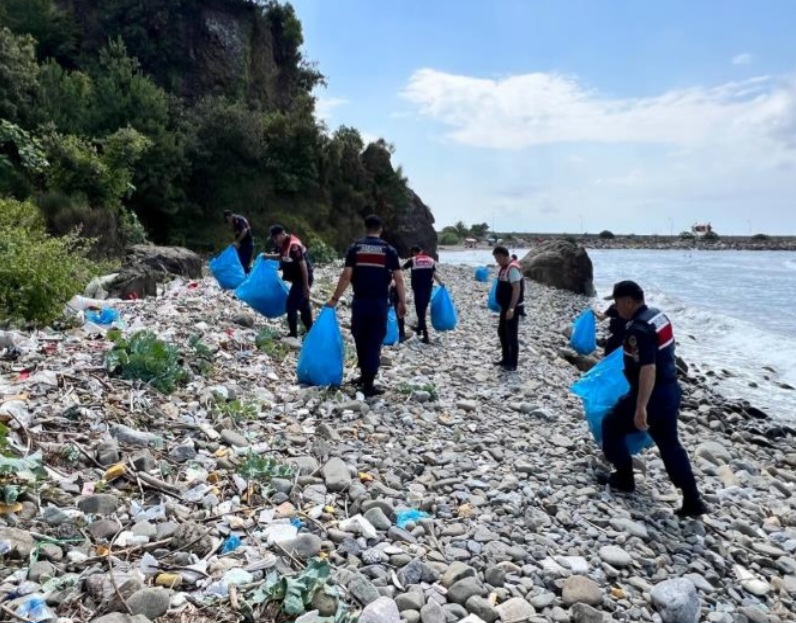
[[401, 245, 443, 344], [492, 246, 525, 372], [599, 280, 707, 518], [223, 210, 254, 273], [266, 225, 314, 338], [327, 215, 407, 397]]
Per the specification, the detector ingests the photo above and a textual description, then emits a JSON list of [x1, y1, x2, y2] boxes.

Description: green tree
[[0, 27, 39, 125], [470, 222, 490, 239], [0, 0, 78, 64]]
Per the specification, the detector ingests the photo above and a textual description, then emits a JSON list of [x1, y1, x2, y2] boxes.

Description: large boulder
[[520, 239, 595, 295], [104, 245, 203, 299], [388, 189, 438, 260]]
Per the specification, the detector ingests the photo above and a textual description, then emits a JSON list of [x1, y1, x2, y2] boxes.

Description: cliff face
[[389, 189, 438, 260]]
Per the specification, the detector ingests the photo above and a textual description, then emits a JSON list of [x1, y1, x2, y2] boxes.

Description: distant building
[[464, 238, 478, 248], [691, 222, 713, 238]]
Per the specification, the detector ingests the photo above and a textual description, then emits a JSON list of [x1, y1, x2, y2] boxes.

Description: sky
[[290, 0, 796, 235]]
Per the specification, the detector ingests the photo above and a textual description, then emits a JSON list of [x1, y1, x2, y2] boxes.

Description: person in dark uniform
[[596, 303, 626, 355], [265, 225, 313, 338], [223, 210, 254, 273], [388, 279, 406, 343], [402, 245, 443, 344], [599, 280, 707, 518], [492, 246, 525, 371], [327, 215, 407, 397]]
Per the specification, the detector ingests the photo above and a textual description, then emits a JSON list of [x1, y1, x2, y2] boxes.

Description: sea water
[[442, 248, 796, 420]]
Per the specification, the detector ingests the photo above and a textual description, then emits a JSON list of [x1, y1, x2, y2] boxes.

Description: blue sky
[[291, 0, 796, 235]]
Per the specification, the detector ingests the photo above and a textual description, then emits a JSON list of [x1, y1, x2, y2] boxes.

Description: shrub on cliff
[[438, 232, 460, 246], [0, 198, 99, 325], [752, 233, 770, 241], [598, 230, 615, 239]]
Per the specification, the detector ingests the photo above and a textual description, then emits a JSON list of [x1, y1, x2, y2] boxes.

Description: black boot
[[676, 495, 708, 518], [597, 470, 636, 493]]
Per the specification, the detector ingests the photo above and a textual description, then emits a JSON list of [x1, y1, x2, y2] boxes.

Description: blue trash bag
[[209, 245, 247, 290], [570, 309, 597, 355], [570, 349, 653, 455], [235, 258, 289, 318], [384, 307, 399, 345], [430, 285, 458, 331], [395, 509, 430, 528], [474, 266, 490, 282], [487, 278, 501, 312], [85, 308, 119, 325], [296, 307, 344, 387]]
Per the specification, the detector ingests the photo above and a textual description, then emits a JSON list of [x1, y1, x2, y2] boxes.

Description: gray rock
[[28, 560, 56, 582], [127, 588, 171, 619], [571, 603, 604, 623], [231, 313, 254, 328], [90, 615, 154, 623], [403, 611, 421, 623], [349, 574, 381, 605], [42, 505, 71, 526], [448, 577, 487, 605], [562, 575, 603, 607], [457, 400, 478, 412], [322, 457, 352, 492], [169, 444, 197, 462], [271, 478, 293, 494], [485, 566, 506, 587], [530, 592, 556, 609], [89, 518, 122, 541], [220, 429, 249, 447], [598, 545, 632, 567], [132, 521, 157, 538], [650, 578, 700, 623], [111, 424, 161, 448], [396, 591, 426, 611], [131, 450, 157, 472], [420, 600, 446, 623], [398, 559, 438, 587], [520, 239, 595, 295], [310, 590, 339, 616], [413, 390, 432, 403], [358, 596, 401, 623], [156, 522, 179, 540], [364, 507, 392, 531], [441, 562, 477, 588], [78, 494, 121, 516], [444, 603, 469, 620], [39, 543, 64, 562], [465, 595, 500, 622], [609, 518, 649, 539], [494, 597, 536, 623], [96, 441, 121, 466], [171, 522, 213, 556], [291, 533, 323, 560]]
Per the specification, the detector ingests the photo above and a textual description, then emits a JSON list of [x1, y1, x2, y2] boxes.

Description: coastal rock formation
[[520, 239, 596, 296], [388, 189, 438, 259], [105, 245, 203, 299]]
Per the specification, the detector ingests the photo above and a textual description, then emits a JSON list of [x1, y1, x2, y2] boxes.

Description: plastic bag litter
[[430, 285, 458, 331], [474, 266, 490, 282], [234, 258, 288, 318], [570, 348, 653, 455], [296, 307, 344, 387], [487, 278, 500, 312], [383, 307, 399, 345], [209, 245, 247, 290], [570, 309, 597, 355], [85, 308, 119, 325], [395, 509, 430, 529]]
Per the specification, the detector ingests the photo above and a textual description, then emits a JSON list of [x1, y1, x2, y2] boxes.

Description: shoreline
[[439, 238, 796, 252], [0, 265, 793, 622]]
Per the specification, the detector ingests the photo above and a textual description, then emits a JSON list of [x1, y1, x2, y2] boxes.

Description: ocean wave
[[785, 259, 796, 271]]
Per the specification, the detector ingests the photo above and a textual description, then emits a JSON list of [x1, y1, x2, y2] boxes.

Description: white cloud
[[315, 97, 348, 121], [732, 53, 753, 65]]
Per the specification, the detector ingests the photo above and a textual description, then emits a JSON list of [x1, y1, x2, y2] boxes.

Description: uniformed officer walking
[[600, 280, 707, 518], [327, 215, 407, 397], [492, 246, 525, 371], [266, 225, 313, 338], [402, 245, 443, 344]]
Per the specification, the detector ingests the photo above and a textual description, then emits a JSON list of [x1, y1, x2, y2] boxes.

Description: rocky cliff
[[388, 189, 438, 260], [521, 239, 596, 296]]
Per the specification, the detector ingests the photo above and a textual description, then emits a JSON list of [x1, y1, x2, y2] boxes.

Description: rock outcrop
[[388, 189, 438, 260], [105, 246, 203, 299], [520, 239, 596, 296]]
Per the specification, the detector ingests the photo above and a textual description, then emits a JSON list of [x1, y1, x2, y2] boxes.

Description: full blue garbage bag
[[487, 278, 500, 312], [430, 285, 457, 331], [474, 266, 490, 282], [384, 307, 399, 345], [570, 309, 597, 355], [235, 258, 289, 318], [297, 307, 344, 387], [209, 245, 247, 290], [570, 348, 653, 455]]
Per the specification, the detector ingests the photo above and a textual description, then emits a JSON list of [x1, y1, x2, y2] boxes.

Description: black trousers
[[602, 385, 700, 500], [414, 288, 432, 337], [351, 298, 388, 385], [498, 308, 520, 367], [286, 279, 313, 337], [237, 239, 254, 274]]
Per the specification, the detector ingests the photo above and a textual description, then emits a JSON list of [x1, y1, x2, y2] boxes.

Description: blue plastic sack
[[297, 307, 344, 387], [570, 309, 597, 355], [474, 266, 490, 282], [209, 245, 246, 290], [395, 509, 430, 528], [384, 307, 399, 345], [487, 278, 501, 312], [235, 258, 289, 318], [85, 308, 119, 325], [430, 285, 457, 331], [570, 348, 653, 455]]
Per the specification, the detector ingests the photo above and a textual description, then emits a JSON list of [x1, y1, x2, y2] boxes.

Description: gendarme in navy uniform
[[328, 215, 407, 397], [400, 244, 442, 344], [599, 280, 707, 518]]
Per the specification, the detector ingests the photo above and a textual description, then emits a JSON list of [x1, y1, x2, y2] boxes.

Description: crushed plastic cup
[[15, 595, 55, 622], [220, 535, 241, 554]]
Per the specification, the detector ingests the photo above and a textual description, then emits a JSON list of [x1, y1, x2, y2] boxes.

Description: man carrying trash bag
[[492, 246, 525, 372], [264, 225, 314, 339], [599, 280, 707, 518], [327, 215, 407, 397], [223, 210, 254, 273], [402, 244, 443, 344]]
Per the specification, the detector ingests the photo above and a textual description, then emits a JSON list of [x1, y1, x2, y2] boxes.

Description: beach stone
[[442, 562, 477, 588], [396, 591, 426, 611], [132, 521, 157, 538], [42, 506, 70, 526], [220, 429, 249, 447], [494, 597, 536, 623], [650, 578, 700, 623], [485, 566, 506, 587], [171, 522, 213, 556], [398, 559, 438, 586], [562, 575, 603, 606], [364, 507, 392, 531], [448, 577, 487, 605], [131, 450, 157, 472], [530, 592, 555, 609], [90, 616, 153, 623], [696, 441, 732, 464], [609, 518, 649, 539], [420, 600, 446, 623], [403, 611, 421, 623], [520, 239, 595, 295], [291, 534, 322, 560], [169, 444, 196, 462], [457, 400, 478, 412], [465, 595, 499, 622], [231, 313, 254, 328], [127, 588, 171, 619], [88, 519, 122, 541], [78, 494, 121, 516], [570, 603, 604, 623], [358, 596, 401, 623], [311, 590, 339, 617], [349, 575, 380, 605], [28, 561, 56, 582], [322, 457, 352, 491], [39, 542, 63, 562], [598, 545, 632, 567]]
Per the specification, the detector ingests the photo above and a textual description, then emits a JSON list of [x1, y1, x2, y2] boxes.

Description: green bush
[[679, 231, 695, 239], [0, 198, 98, 325], [751, 233, 770, 241], [104, 329, 187, 393], [598, 230, 615, 239], [703, 230, 720, 241], [438, 231, 459, 246], [306, 234, 338, 265]]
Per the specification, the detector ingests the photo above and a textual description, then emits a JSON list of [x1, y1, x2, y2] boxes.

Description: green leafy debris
[[104, 329, 187, 393]]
